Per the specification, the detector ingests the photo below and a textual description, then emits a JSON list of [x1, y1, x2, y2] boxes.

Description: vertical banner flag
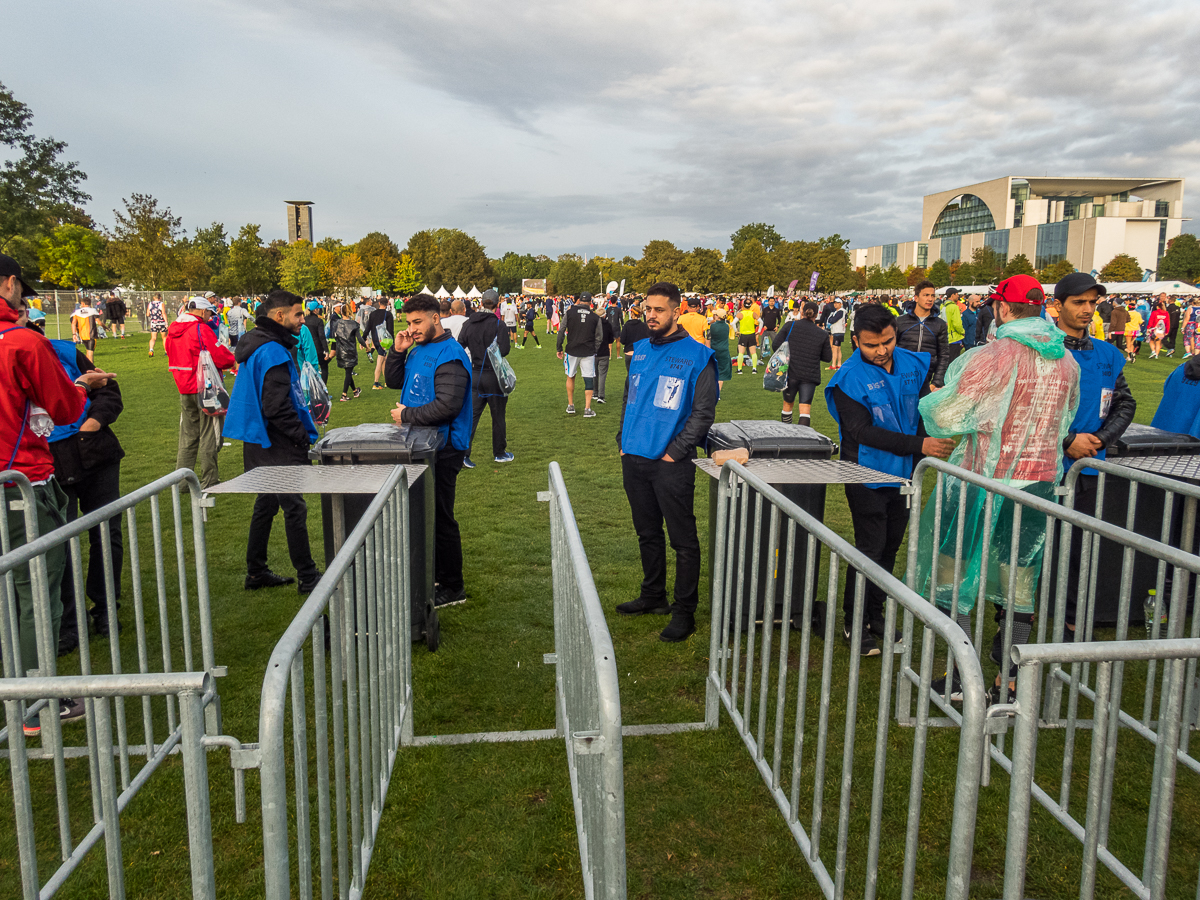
[[809, 271, 820, 291], [767, 285, 775, 297], [787, 279, 799, 292], [619, 278, 625, 297]]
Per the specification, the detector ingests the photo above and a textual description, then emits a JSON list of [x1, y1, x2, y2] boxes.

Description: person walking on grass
[[774, 302, 831, 427], [826, 298, 847, 371], [329, 303, 364, 401], [556, 293, 603, 418], [520, 301, 541, 348], [734, 298, 760, 373], [707, 305, 733, 391], [615, 281, 718, 643], [459, 288, 513, 467], [147, 292, 168, 357]]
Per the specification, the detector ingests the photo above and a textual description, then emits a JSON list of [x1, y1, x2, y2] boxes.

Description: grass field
[[2, 316, 1197, 899]]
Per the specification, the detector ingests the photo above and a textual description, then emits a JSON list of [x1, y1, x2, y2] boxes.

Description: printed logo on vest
[[654, 376, 685, 410]]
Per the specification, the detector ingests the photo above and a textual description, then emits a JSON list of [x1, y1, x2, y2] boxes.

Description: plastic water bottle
[[28, 405, 54, 438], [1144, 590, 1166, 639]]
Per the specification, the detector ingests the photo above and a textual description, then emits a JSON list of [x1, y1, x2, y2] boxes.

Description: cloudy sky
[[10, 0, 1199, 258]]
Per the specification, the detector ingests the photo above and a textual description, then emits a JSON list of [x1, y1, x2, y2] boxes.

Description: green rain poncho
[[915, 316, 1080, 614]]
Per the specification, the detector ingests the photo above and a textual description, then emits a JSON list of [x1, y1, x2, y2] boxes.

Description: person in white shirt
[[441, 299, 469, 340], [827, 299, 847, 371], [500, 298, 519, 340]]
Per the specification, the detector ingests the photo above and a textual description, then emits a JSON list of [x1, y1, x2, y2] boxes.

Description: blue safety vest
[[1152, 364, 1200, 438], [620, 334, 714, 460], [825, 347, 929, 488], [1065, 337, 1124, 477], [400, 335, 473, 451], [224, 341, 318, 448], [48, 340, 90, 442]]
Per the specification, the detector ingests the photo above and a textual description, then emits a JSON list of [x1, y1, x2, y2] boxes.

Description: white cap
[[188, 298, 215, 311]]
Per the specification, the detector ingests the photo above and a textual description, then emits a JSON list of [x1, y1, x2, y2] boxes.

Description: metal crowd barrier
[[706, 460, 987, 900], [0, 671, 216, 900], [1001, 639, 1200, 900], [258, 464, 414, 900], [548, 461, 627, 900]]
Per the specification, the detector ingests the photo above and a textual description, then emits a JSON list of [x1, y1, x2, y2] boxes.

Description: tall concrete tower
[[285, 201, 314, 244]]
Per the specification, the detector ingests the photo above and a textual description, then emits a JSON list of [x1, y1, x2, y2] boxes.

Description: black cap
[[0, 254, 36, 298], [1053, 272, 1107, 301], [944, 287, 960, 297], [580, 292, 593, 303]]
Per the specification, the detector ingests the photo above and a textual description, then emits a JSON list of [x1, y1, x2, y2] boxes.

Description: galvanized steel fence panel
[[258, 464, 413, 900], [548, 462, 627, 900], [706, 460, 987, 900]]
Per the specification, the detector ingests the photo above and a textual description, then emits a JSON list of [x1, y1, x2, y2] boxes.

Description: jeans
[[469, 392, 508, 458], [59, 461, 123, 641], [842, 483, 909, 623], [621, 454, 701, 614], [433, 447, 466, 593]]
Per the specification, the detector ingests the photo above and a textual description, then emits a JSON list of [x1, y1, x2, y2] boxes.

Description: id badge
[[1099, 387, 1113, 419]]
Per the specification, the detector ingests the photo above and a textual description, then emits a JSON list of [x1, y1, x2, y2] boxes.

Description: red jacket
[[165, 314, 237, 394], [0, 304, 88, 482]]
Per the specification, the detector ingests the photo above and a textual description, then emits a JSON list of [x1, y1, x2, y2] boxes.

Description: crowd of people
[[6, 244, 1200, 732]]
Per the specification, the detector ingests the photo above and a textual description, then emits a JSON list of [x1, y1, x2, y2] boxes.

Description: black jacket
[[774, 318, 831, 385], [48, 350, 125, 486], [975, 303, 995, 347], [895, 312, 950, 387], [619, 318, 650, 353], [304, 312, 328, 360], [616, 328, 719, 462], [384, 332, 471, 427], [234, 317, 310, 467], [1061, 333, 1136, 454], [458, 310, 510, 395], [557, 304, 603, 357], [365, 308, 393, 352]]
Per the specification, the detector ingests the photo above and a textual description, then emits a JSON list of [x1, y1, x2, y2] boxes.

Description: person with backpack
[[458, 288, 513, 467], [165, 298, 236, 489]]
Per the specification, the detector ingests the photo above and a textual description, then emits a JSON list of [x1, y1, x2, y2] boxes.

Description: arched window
[[931, 194, 997, 238]]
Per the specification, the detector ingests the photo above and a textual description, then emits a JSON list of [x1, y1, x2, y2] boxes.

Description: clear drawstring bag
[[300, 361, 332, 425], [762, 339, 789, 392], [487, 337, 517, 394], [197, 349, 229, 415]]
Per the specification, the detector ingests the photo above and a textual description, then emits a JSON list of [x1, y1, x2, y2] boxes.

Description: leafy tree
[[280, 240, 320, 296], [106, 193, 183, 289], [905, 266, 926, 286], [926, 258, 951, 287], [950, 260, 971, 285], [634, 240, 686, 291], [393, 254, 423, 295], [0, 80, 90, 253], [191, 223, 229, 280], [728, 239, 776, 292], [1099, 253, 1143, 282], [678, 247, 726, 292], [885, 265, 907, 290], [333, 252, 368, 297], [851, 267, 867, 291], [728, 223, 783, 261], [590, 255, 636, 295], [355, 231, 401, 293], [313, 246, 342, 295], [865, 265, 888, 289], [177, 252, 211, 291], [1158, 234, 1200, 282], [491, 251, 553, 294], [1038, 259, 1077, 284], [966, 246, 1005, 284], [1002, 253, 1035, 278], [38, 224, 105, 289], [436, 231, 492, 289], [547, 257, 588, 295], [225, 224, 276, 294]]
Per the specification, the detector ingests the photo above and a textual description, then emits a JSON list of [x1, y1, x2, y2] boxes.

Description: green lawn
[[2, 319, 1197, 899]]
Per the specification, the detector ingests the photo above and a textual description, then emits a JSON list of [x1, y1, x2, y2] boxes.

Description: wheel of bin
[[425, 599, 440, 652]]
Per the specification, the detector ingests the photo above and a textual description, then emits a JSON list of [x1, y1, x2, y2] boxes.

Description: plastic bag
[[762, 339, 789, 392], [375, 323, 393, 352], [197, 350, 229, 416], [300, 361, 332, 426], [487, 337, 517, 394]]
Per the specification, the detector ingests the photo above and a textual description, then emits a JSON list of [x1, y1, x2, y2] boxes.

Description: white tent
[[434, 285, 451, 299], [452, 286, 467, 299], [1091, 280, 1200, 295], [421, 284, 432, 295], [466, 285, 483, 299]]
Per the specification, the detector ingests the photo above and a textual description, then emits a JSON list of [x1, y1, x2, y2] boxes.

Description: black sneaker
[[843, 620, 880, 657], [434, 586, 466, 608], [298, 572, 323, 595], [931, 672, 963, 702], [24, 698, 87, 736], [659, 612, 696, 642], [867, 615, 901, 645], [985, 685, 1016, 711], [245, 571, 296, 590], [616, 597, 671, 616], [57, 633, 79, 657], [90, 612, 121, 638]]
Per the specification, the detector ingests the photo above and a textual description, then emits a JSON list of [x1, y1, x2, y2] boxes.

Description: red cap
[[995, 274, 1045, 306]]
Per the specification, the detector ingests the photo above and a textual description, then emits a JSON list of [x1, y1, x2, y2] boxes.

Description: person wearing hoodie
[[458, 288, 513, 467], [304, 300, 330, 382], [916, 274, 1080, 703], [166, 298, 237, 489], [224, 290, 322, 593]]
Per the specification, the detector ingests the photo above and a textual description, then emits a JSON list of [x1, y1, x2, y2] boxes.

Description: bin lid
[[707, 420, 834, 457], [1107, 423, 1200, 458], [310, 423, 444, 457]]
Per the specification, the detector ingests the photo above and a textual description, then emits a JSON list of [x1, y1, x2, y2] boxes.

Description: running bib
[[1099, 387, 1112, 419]]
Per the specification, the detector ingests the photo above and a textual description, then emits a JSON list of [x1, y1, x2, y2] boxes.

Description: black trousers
[[434, 447, 466, 592], [622, 454, 701, 614], [60, 462, 123, 641], [246, 492, 320, 583], [843, 483, 909, 623], [469, 392, 508, 458], [1047, 473, 1098, 627]]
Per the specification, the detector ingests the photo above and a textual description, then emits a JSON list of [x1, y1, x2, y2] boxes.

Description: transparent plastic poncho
[[915, 316, 1080, 613]]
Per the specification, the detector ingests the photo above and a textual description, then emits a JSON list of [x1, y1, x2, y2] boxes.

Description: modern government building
[[851, 176, 1186, 278]]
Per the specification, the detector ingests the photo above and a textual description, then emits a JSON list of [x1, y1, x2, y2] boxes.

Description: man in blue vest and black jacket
[[1051, 272, 1135, 642], [615, 281, 718, 642], [225, 289, 322, 594], [386, 293, 474, 608], [826, 304, 954, 656]]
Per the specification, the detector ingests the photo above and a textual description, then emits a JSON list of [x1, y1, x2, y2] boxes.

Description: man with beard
[[386, 293, 474, 608], [615, 282, 718, 643]]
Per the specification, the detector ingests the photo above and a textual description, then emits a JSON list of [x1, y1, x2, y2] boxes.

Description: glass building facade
[[931, 194, 997, 238], [1035, 222, 1069, 270], [939, 235, 962, 263], [984, 230, 1010, 258], [881, 244, 897, 268]]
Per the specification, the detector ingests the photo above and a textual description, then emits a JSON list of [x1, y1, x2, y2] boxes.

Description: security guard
[[615, 281, 718, 642]]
